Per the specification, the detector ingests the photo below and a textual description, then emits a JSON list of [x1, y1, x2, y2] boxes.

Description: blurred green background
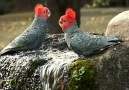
[[0, 0, 129, 49]]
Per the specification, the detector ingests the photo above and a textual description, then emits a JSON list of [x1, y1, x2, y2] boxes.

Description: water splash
[[0, 34, 78, 90], [40, 50, 78, 90]]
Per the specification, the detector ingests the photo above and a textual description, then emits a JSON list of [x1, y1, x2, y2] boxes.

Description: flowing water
[[0, 34, 78, 90], [40, 50, 78, 90]]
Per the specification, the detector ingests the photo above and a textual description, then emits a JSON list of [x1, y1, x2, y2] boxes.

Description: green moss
[[24, 59, 38, 77], [2, 59, 39, 90], [66, 60, 98, 90], [9, 77, 17, 86], [0, 79, 3, 88]]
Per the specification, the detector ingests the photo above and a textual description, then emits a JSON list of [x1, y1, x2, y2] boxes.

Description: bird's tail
[[107, 35, 122, 42], [0, 48, 17, 56]]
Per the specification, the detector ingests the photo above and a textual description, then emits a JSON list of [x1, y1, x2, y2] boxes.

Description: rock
[[105, 10, 129, 41], [90, 43, 129, 90], [0, 34, 129, 90], [0, 34, 69, 90]]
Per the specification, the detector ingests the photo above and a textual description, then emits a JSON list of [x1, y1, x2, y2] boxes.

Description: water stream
[[40, 50, 78, 90], [0, 34, 78, 90]]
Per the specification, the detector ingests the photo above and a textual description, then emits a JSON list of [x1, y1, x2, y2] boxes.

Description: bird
[[0, 4, 51, 55], [59, 8, 120, 57]]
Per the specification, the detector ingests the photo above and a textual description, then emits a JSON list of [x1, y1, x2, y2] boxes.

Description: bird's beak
[[47, 10, 51, 17], [59, 20, 63, 25]]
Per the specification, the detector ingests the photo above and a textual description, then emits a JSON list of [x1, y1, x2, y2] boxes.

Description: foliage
[[92, 0, 110, 7], [85, 0, 128, 8], [0, 0, 128, 16], [66, 60, 98, 90]]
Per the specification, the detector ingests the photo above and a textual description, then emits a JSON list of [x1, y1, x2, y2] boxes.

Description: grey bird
[[0, 4, 51, 55], [59, 8, 120, 57]]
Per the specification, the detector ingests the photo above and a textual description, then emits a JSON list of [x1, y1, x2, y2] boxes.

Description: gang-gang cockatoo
[[59, 8, 120, 57], [0, 4, 51, 55]]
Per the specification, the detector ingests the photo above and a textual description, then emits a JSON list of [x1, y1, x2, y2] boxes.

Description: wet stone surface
[[1, 33, 129, 90], [0, 34, 78, 90]]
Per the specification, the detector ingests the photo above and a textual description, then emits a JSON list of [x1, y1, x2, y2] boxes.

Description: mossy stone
[[66, 60, 98, 90]]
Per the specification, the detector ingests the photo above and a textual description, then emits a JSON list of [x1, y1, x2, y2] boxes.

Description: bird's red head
[[59, 8, 75, 30], [34, 4, 51, 18]]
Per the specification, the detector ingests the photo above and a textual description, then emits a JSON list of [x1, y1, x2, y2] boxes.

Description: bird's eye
[[44, 11, 46, 13], [46, 9, 48, 12], [63, 20, 66, 22]]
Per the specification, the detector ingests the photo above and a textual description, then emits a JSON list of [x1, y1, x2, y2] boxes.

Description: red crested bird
[[59, 8, 120, 57], [0, 4, 51, 55]]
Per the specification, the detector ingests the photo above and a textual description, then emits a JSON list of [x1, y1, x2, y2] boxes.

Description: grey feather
[[63, 21, 120, 56], [0, 15, 48, 55]]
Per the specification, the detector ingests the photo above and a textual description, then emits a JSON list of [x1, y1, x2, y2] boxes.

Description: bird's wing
[[14, 31, 38, 47], [68, 32, 89, 53], [84, 33, 112, 48], [69, 31, 110, 55], [0, 32, 38, 55]]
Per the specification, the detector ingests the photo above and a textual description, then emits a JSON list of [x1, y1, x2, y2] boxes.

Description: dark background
[[0, 0, 129, 49], [1, 0, 129, 14], [0, 0, 129, 33]]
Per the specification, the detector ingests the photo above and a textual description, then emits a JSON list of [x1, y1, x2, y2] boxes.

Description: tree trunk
[[44, 0, 81, 33]]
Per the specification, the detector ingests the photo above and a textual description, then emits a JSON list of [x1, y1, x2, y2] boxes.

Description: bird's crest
[[34, 4, 44, 14], [65, 8, 75, 21]]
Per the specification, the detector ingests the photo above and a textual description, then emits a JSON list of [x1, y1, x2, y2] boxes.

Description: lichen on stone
[[24, 59, 38, 77], [9, 77, 17, 86]]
